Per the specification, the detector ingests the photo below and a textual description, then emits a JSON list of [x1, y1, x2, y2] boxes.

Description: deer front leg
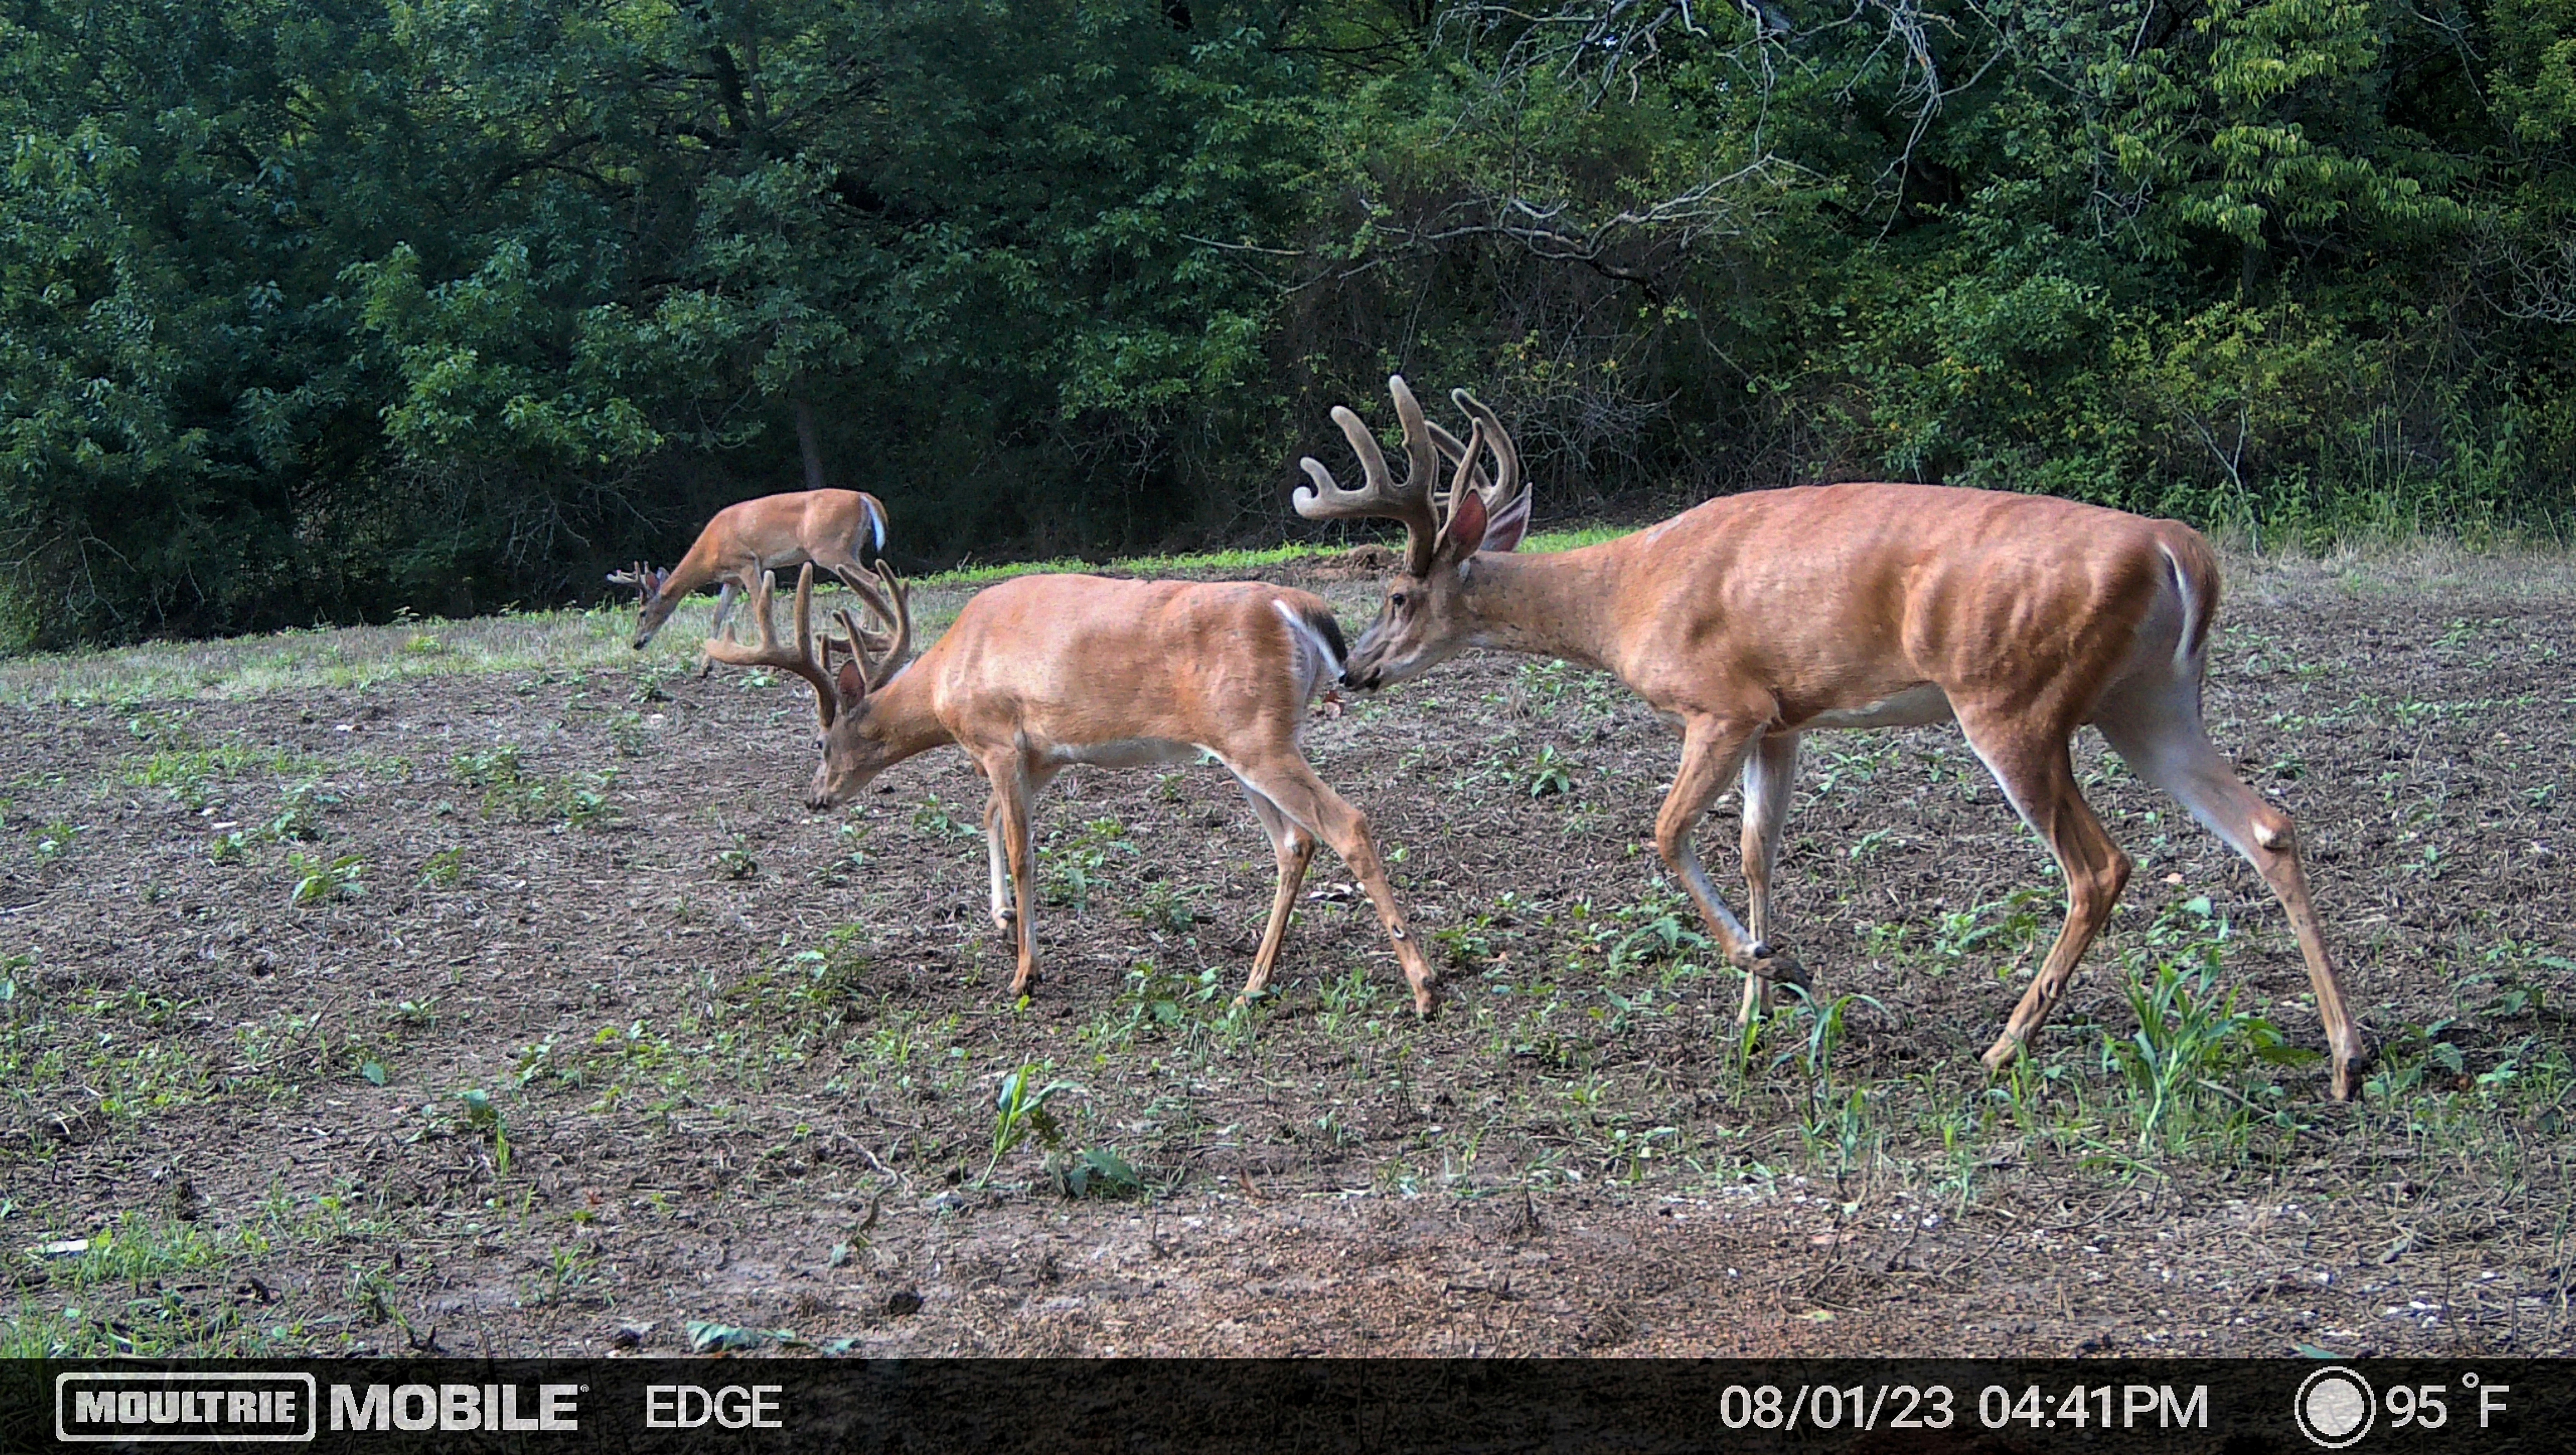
[[1659, 716, 1807, 1023], [696, 579, 745, 678], [978, 756, 1043, 998], [983, 795, 1014, 934]]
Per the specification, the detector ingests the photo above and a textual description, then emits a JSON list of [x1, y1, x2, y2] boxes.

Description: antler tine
[[1294, 375, 1444, 574], [862, 564, 912, 690], [826, 562, 913, 692], [605, 561, 655, 603], [1445, 419, 1488, 534], [1423, 419, 1493, 521], [701, 564, 841, 727], [1450, 388, 1522, 516]]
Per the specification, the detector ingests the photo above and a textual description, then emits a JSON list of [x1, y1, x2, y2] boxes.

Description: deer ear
[[1480, 488, 1531, 553], [1434, 485, 1488, 569], [835, 658, 865, 707]]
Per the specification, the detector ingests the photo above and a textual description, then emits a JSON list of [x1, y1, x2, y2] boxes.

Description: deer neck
[[1458, 549, 1618, 672], [856, 660, 953, 763], [658, 529, 734, 603]]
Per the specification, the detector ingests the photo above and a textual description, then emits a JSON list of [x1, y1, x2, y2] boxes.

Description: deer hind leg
[[1224, 753, 1437, 1015], [1955, 712, 2131, 1077], [1660, 716, 1807, 1024], [2095, 677, 2368, 1099], [1233, 782, 1319, 1003], [1735, 730, 1803, 1024]]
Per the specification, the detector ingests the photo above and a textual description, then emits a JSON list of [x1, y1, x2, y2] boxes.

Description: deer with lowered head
[[1296, 376, 2369, 1098], [707, 560, 1442, 1011], [609, 487, 890, 674]]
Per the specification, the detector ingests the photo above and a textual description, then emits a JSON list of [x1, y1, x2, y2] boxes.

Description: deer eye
[[1390, 591, 1409, 609]]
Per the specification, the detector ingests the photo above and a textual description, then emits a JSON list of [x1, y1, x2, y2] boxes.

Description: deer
[[704, 560, 1443, 1013], [1295, 376, 2370, 1099], [609, 488, 890, 675]]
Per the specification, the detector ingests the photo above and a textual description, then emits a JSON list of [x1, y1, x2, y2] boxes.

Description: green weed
[[286, 852, 365, 906]]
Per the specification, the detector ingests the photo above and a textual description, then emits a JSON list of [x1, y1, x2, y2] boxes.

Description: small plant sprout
[[985, 1063, 1075, 1182], [455, 1088, 511, 1178], [287, 852, 365, 906], [714, 839, 759, 880], [1524, 744, 1574, 798], [418, 847, 465, 887]]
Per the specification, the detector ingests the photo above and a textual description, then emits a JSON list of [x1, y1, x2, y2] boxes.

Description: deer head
[[1296, 379, 1528, 689], [703, 562, 915, 809], [607, 563, 676, 648]]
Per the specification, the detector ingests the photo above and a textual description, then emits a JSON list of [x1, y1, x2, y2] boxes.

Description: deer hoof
[[1979, 1034, 2024, 1077], [1739, 945, 1808, 991]]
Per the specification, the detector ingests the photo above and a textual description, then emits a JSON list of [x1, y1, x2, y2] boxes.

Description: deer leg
[[1660, 716, 1805, 1024], [1226, 754, 1438, 1015], [979, 754, 1045, 998], [1956, 713, 2131, 1078], [1736, 729, 1802, 1024], [983, 795, 1013, 934], [1233, 782, 1318, 1003], [808, 546, 867, 578], [2096, 680, 2368, 1099], [697, 580, 744, 678]]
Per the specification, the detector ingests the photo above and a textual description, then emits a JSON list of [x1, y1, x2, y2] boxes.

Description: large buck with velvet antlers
[[609, 488, 890, 672], [707, 562, 1440, 1010], [1297, 378, 2368, 1098]]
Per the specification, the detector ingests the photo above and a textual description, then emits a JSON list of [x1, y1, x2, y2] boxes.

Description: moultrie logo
[[55, 1372, 318, 1444]]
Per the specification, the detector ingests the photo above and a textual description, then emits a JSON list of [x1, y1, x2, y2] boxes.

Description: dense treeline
[[3, 0, 2571, 645]]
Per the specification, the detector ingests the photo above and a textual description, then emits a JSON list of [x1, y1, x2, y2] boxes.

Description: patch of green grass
[[3, 1213, 256, 1357], [451, 745, 618, 829], [121, 742, 324, 807], [1043, 816, 1136, 910]]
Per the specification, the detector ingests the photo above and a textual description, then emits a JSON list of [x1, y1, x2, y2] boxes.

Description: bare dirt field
[[3, 546, 2572, 1357]]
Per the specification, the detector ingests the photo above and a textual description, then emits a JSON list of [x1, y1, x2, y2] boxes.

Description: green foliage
[[2098, 901, 2320, 1148], [285, 851, 365, 907], [417, 847, 465, 888], [451, 745, 615, 828], [985, 1061, 1076, 1182], [1043, 817, 1137, 911], [1056, 1145, 1146, 1200], [454, 1086, 510, 1178], [4, 1, 2571, 650]]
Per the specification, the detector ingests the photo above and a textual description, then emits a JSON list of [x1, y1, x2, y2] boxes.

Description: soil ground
[[2, 546, 2571, 1357]]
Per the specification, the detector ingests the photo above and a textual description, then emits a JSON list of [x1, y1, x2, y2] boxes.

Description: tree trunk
[[794, 397, 827, 493]]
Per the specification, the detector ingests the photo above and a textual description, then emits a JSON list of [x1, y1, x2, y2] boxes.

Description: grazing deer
[[1297, 377, 2368, 1098], [611, 488, 890, 673], [707, 562, 1442, 1012]]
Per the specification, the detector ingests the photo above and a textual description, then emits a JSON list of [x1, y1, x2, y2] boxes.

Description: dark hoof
[[1748, 947, 1809, 991]]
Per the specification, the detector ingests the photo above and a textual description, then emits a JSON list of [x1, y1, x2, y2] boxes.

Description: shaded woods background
[[4, 0, 2573, 645]]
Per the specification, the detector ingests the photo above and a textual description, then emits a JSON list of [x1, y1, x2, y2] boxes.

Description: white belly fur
[[1799, 683, 1954, 731], [1047, 737, 1206, 770]]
